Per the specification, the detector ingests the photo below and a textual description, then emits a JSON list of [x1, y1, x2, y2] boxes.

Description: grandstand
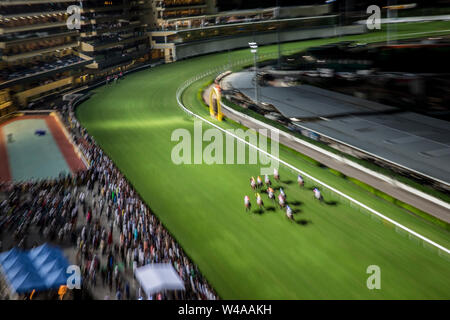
[[0, 0, 88, 110], [0, 0, 360, 108], [148, 3, 352, 62], [0, 0, 158, 112]]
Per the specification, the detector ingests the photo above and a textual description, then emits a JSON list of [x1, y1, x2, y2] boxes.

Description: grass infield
[[77, 22, 450, 299]]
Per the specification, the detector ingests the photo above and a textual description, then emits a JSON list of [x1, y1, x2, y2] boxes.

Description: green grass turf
[[77, 22, 450, 299]]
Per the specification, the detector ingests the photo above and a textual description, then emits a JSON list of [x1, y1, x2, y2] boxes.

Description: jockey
[[286, 205, 293, 220], [279, 187, 286, 199], [257, 176, 262, 187], [244, 195, 251, 211], [250, 177, 256, 190], [297, 174, 304, 186], [256, 193, 263, 207], [274, 168, 279, 180], [278, 193, 285, 208], [313, 188, 322, 200], [267, 187, 274, 200], [265, 175, 271, 186]]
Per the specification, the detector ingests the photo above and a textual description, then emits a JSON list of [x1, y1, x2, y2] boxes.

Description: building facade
[[0, 0, 90, 111], [148, 3, 337, 63], [0, 0, 160, 111], [78, 0, 156, 82], [0, 1, 364, 112]]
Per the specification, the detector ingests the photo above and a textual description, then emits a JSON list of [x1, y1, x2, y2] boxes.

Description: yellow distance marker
[[209, 84, 223, 121]]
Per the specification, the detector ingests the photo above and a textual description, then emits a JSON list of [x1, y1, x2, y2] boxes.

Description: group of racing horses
[[244, 168, 323, 221]]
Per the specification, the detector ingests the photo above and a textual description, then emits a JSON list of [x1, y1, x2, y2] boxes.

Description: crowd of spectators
[[0, 100, 218, 300]]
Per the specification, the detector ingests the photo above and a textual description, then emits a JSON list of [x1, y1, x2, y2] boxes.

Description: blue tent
[[0, 244, 71, 294], [0, 248, 47, 293], [29, 243, 71, 288]]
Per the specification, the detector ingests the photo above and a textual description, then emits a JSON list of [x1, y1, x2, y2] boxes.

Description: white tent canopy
[[135, 263, 185, 297]]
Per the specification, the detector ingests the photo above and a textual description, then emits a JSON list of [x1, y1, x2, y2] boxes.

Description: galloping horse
[[274, 168, 280, 182], [256, 176, 263, 189], [244, 195, 251, 211], [267, 187, 275, 202], [313, 188, 323, 201], [279, 187, 286, 200], [265, 175, 271, 187], [256, 193, 264, 209], [250, 177, 256, 191], [297, 174, 304, 187], [278, 193, 285, 209], [286, 205, 294, 221]]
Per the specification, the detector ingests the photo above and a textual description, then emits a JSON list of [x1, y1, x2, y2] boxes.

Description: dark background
[[217, 0, 450, 11]]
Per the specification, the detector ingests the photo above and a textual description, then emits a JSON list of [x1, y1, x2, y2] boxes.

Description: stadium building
[[78, 0, 156, 82], [0, 1, 367, 117], [148, 2, 346, 63], [0, 0, 90, 113], [0, 0, 160, 112]]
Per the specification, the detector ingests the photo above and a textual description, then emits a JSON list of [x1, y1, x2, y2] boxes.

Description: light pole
[[249, 42, 259, 104]]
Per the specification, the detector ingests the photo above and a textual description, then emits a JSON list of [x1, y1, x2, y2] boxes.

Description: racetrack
[[76, 22, 450, 299]]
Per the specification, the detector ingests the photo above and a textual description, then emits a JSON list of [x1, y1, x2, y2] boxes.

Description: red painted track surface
[[0, 114, 86, 182], [45, 115, 86, 173]]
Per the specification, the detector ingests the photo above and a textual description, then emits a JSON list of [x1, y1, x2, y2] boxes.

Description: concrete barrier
[[175, 25, 365, 61]]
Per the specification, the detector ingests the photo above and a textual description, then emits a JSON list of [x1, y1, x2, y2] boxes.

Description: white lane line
[[176, 72, 450, 256]]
